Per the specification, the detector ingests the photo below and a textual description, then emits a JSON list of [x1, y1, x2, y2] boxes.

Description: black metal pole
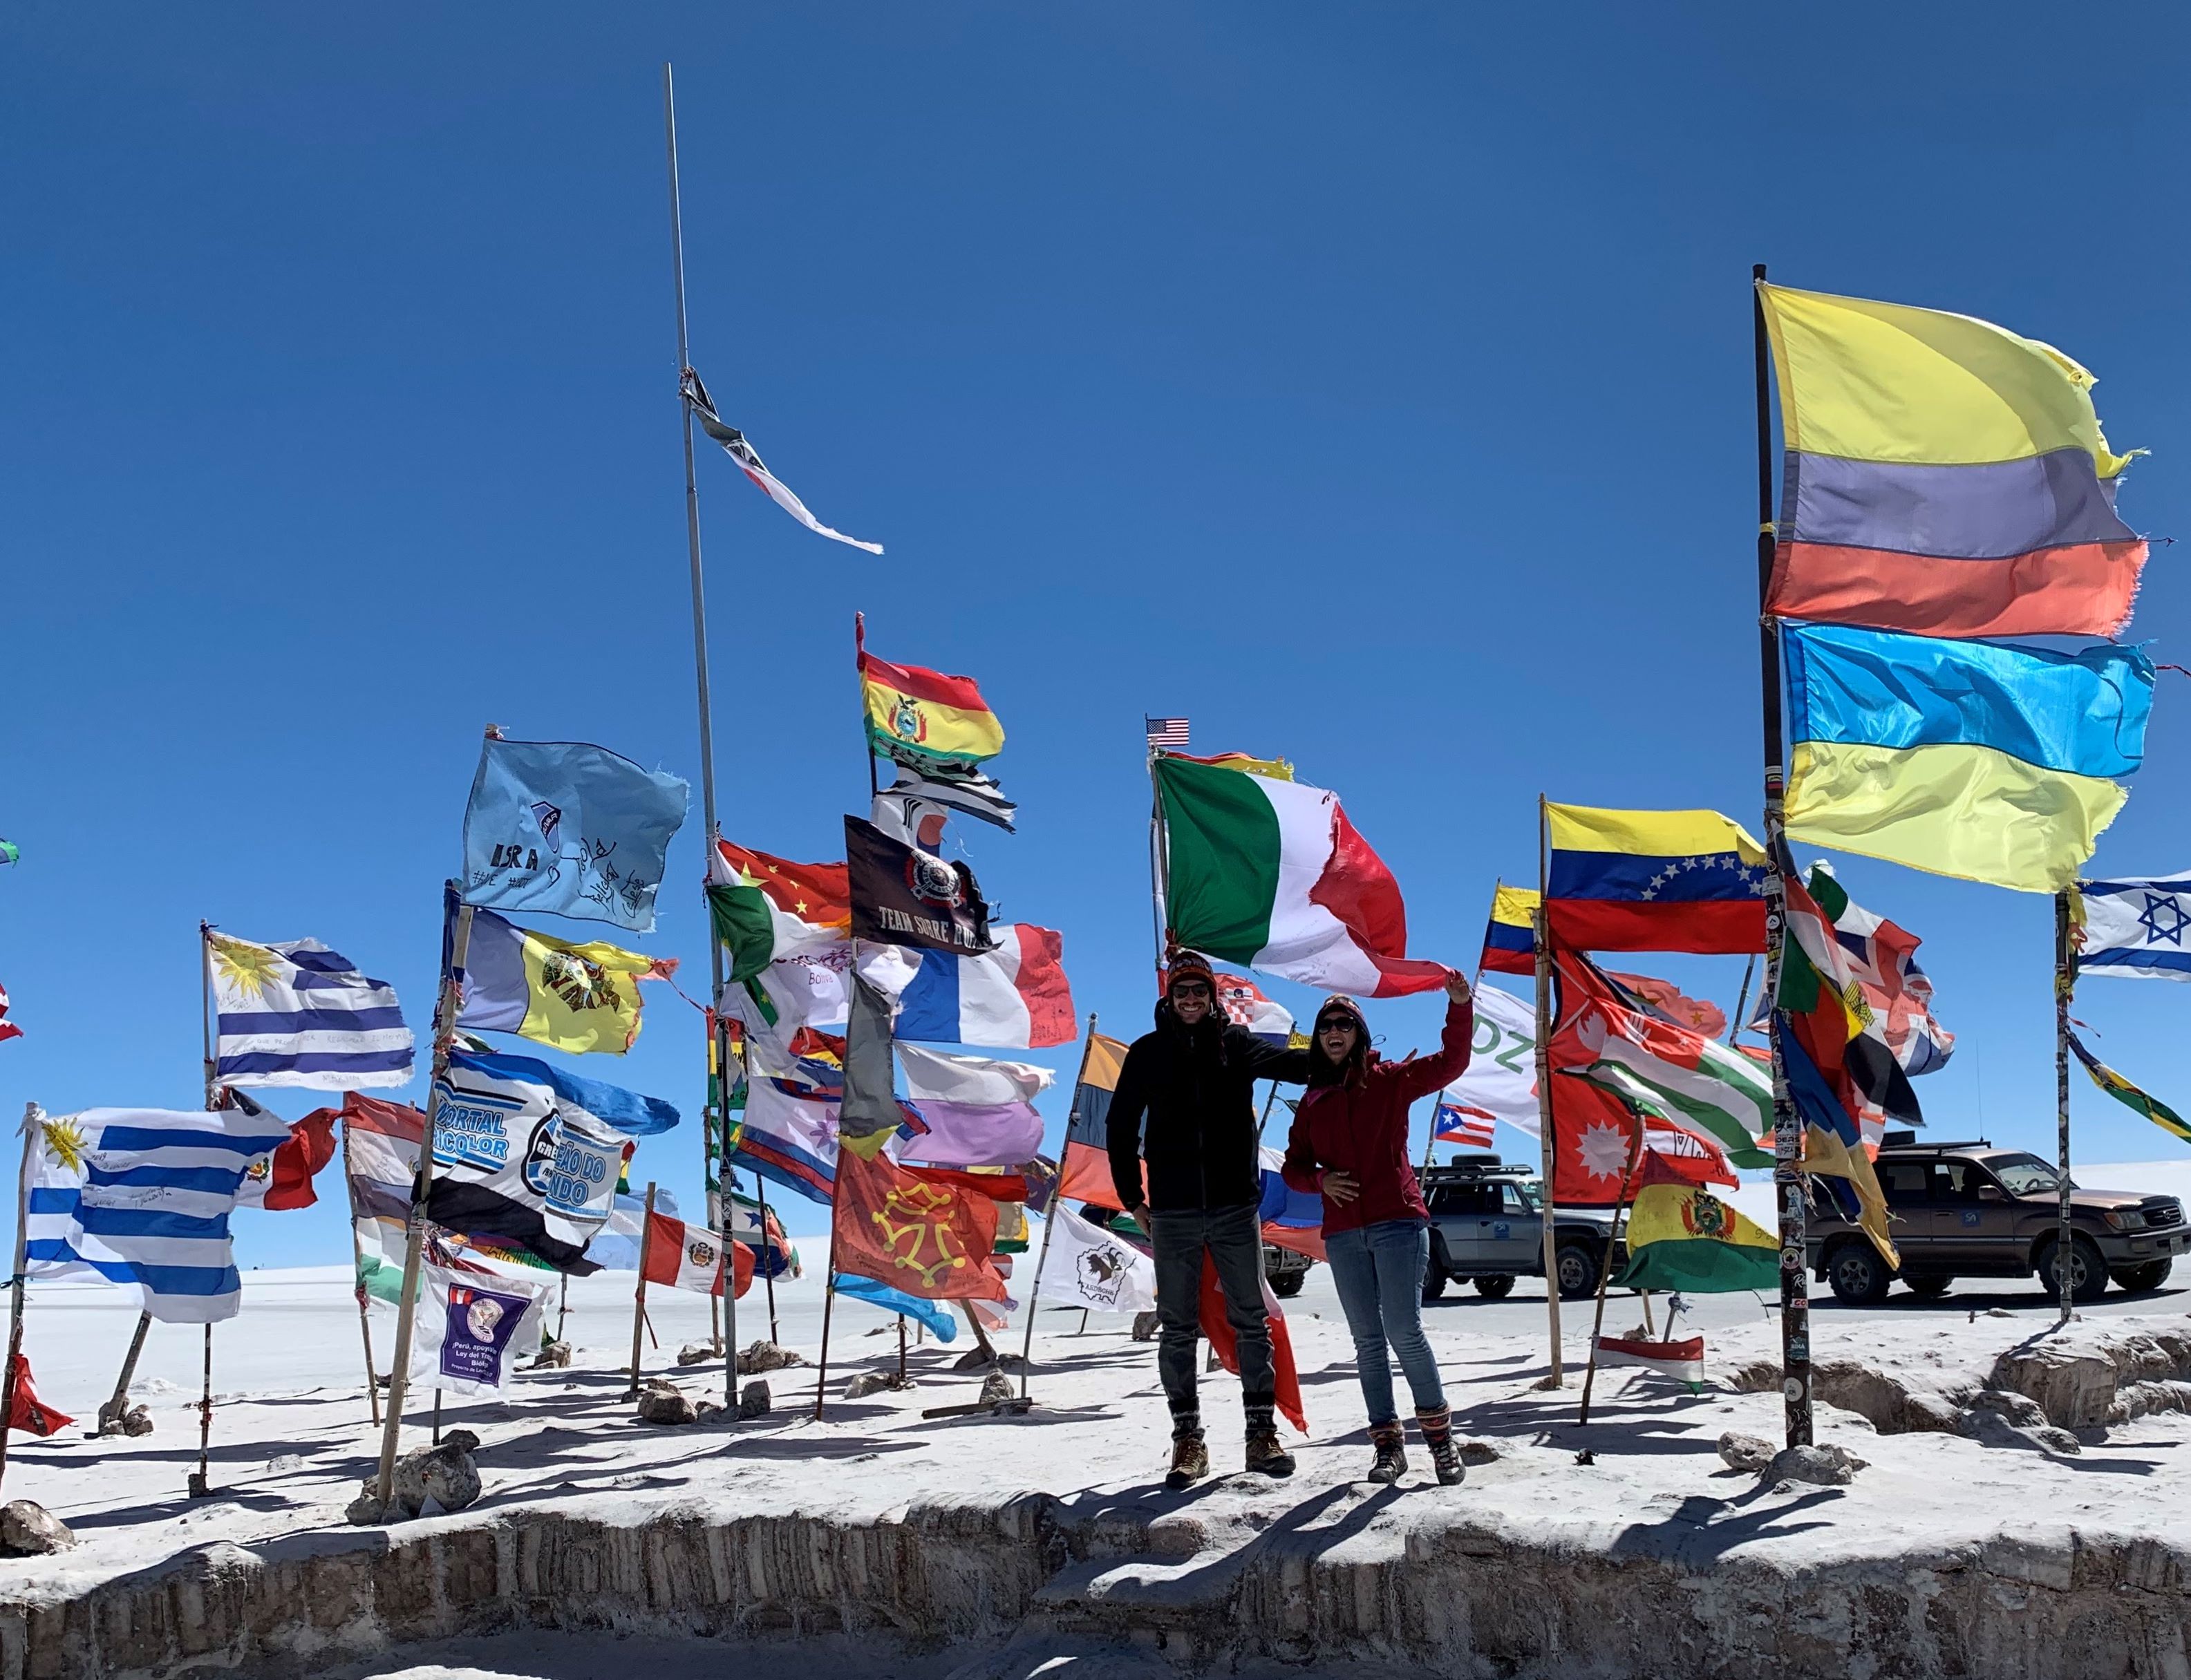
[[1755, 263, 1812, 1451], [2055, 891, 2076, 1323]]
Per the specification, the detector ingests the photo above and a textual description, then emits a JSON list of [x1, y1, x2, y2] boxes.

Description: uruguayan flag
[[2080, 873, 2191, 981], [24, 1106, 292, 1321], [210, 932, 414, 1089]]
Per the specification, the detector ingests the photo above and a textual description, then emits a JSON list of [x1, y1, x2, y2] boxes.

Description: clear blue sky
[[7, 4, 2190, 1268]]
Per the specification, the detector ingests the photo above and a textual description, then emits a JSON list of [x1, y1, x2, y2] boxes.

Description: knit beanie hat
[[1165, 951, 1216, 996]]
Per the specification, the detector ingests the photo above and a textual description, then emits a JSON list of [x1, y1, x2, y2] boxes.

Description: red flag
[[263, 1108, 340, 1211], [641, 1209, 755, 1299], [833, 1150, 1024, 1300], [6, 1355, 71, 1437], [1197, 1256, 1307, 1434]]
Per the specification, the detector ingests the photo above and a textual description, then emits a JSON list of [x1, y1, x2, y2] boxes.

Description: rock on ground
[[1717, 1431, 1775, 1473], [738, 1379, 771, 1418], [737, 1340, 806, 1375], [0, 1500, 75, 1555], [348, 1431, 483, 1525], [1131, 1311, 1158, 1343], [529, 1341, 572, 1370], [96, 1404, 153, 1438], [637, 1380, 699, 1425], [675, 1342, 720, 1368], [1767, 1442, 1866, 1487], [978, 1373, 1017, 1408]]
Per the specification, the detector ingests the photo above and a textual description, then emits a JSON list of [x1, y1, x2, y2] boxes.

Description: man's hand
[[1321, 1169, 1360, 1206], [1444, 970, 1472, 1005], [1127, 1202, 1152, 1237]]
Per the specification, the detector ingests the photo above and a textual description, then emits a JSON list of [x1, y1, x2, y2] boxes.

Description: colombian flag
[[1759, 282, 2146, 639], [1545, 805, 1767, 956], [1479, 883, 1538, 975], [858, 619, 1004, 770]]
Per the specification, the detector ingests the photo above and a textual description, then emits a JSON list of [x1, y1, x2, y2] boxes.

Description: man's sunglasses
[[1170, 981, 1213, 999]]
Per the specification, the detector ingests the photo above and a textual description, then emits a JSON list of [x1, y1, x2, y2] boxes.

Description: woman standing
[[1281, 972, 1474, 1484]]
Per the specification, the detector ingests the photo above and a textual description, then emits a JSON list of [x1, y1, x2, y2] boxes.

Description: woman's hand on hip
[[1321, 1169, 1360, 1206]]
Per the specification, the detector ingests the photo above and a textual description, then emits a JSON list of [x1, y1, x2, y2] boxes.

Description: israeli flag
[[25, 1106, 293, 1323], [2080, 873, 2191, 981], [461, 738, 688, 934]]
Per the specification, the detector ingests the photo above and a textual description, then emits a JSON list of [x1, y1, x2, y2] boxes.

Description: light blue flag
[[831, 1271, 959, 1341], [462, 739, 689, 933]]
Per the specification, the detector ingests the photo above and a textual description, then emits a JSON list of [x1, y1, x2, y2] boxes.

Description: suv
[[1806, 1135, 2188, 1305], [1264, 1243, 1312, 1299], [1420, 1155, 1622, 1302]]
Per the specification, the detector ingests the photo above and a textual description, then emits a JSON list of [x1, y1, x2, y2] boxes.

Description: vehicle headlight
[[2105, 1209, 2147, 1231]]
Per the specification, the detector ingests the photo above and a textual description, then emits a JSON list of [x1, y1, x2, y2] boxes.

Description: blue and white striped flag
[[2079, 873, 2191, 983], [209, 932, 414, 1089], [24, 1106, 292, 1321]]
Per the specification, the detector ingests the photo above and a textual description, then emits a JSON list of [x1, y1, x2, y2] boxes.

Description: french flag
[[854, 925, 1075, 1050]]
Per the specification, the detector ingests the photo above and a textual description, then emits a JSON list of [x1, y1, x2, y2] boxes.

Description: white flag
[[1036, 1207, 1157, 1315], [408, 1262, 553, 1395], [1435, 982, 1540, 1143], [683, 368, 883, 554]]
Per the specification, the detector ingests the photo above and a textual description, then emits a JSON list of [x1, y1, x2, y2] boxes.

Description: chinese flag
[[833, 1150, 1024, 1301]]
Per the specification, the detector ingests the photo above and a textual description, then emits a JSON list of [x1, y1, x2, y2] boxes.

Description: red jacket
[[1281, 997, 1473, 1237]]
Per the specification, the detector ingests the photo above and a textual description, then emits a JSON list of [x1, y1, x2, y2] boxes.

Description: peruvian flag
[[642, 1210, 755, 1299], [1154, 755, 1447, 998]]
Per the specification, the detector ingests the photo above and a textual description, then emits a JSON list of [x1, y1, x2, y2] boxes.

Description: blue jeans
[[1325, 1219, 1446, 1428], [1149, 1204, 1274, 1428]]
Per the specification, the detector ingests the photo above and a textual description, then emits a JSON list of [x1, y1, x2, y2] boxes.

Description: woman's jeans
[[1324, 1218, 1447, 1428]]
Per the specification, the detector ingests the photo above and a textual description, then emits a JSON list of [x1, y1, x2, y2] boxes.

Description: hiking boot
[[1244, 1427, 1295, 1479], [1165, 1431, 1210, 1491], [1365, 1424, 1408, 1484], [1416, 1404, 1465, 1486]]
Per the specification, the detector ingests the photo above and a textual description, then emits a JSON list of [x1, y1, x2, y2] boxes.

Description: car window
[[1931, 1162, 1987, 1202], [1428, 1183, 1485, 1216], [1498, 1184, 1531, 1216], [1878, 1160, 1929, 1206], [1991, 1154, 2062, 1196]]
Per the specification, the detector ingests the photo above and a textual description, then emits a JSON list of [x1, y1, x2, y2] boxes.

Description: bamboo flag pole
[[341, 1124, 382, 1426], [97, 1313, 152, 1436], [1019, 1012, 1098, 1400], [2051, 894, 2068, 1332], [1752, 262, 1813, 1452], [373, 882, 479, 1515], [1577, 1117, 1646, 1428], [627, 1182, 658, 1398], [1532, 800, 1563, 1387], [0, 1105, 42, 1493], [189, 923, 218, 1498]]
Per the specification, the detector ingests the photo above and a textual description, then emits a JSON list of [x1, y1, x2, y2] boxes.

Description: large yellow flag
[[458, 907, 657, 1055]]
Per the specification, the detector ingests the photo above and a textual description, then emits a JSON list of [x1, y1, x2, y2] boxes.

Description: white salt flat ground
[[8, 1160, 2191, 1679]]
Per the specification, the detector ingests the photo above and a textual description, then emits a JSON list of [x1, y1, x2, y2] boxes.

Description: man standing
[[1108, 952, 1312, 1488]]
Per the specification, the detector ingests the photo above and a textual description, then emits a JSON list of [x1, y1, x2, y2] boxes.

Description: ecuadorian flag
[[1478, 883, 1539, 975], [1545, 805, 1767, 956], [1785, 623, 2152, 894], [858, 625, 1004, 769], [1759, 282, 2146, 639]]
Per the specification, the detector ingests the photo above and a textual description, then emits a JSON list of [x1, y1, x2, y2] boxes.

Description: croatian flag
[[854, 925, 1075, 1048]]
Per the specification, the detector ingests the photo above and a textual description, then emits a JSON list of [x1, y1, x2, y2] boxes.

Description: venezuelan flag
[[1785, 623, 2152, 894], [1759, 282, 2145, 639], [858, 633, 1004, 768], [1479, 883, 1539, 975], [1545, 805, 1767, 955]]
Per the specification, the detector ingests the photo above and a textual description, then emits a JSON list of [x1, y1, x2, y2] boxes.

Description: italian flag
[[1154, 755, 1446, 997], [708, 840, 850, 983]]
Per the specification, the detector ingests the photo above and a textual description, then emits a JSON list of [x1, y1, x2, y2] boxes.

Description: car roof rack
[[1880, 1136, 1991, 1151]]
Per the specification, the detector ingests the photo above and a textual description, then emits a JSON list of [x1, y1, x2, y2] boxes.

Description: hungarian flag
[[831, 1149, 1024, 1301], [641, 1209, 755, 1299], [1198, 1254, 1308, 1433], [708, 839, 850, 983], [1153, 753, 1446, 997]]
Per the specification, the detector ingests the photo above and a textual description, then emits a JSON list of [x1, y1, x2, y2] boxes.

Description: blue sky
[[7, 4, 2190, 1267]]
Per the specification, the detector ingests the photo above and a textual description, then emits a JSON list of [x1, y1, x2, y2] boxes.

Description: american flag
[[1433, 1102, 1497, 1151], [1145, 716, 1189, 749]]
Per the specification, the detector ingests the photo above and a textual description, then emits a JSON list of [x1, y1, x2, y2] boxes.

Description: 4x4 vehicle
[[1263, 1242, 1312, 1298], [1806, 1134, 2188, 1305], [1420, 1155, 1622, 1302]]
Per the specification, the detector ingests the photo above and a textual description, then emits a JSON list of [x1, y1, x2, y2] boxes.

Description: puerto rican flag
[[854, 925, 1075, 1048], [1433, 1101, 1497, 1151]]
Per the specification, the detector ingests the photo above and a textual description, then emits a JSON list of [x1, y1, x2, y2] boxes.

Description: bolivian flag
[[1615, 1185, 1777, 1292], [1545, 804, 1767, 956], [858, 625, 1004, 770], [1479, 883, 1538, 976]]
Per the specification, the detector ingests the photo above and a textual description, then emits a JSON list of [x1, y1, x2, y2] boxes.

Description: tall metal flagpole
[[2054, 891, 2076, 1325], [1532, 801, 1563, 1387], [189, 925, 218, 1497], [1753, 263, 1812, 1451], [663, 62, 737, 1406]]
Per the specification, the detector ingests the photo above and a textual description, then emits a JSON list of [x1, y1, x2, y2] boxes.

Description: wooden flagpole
[[1576, 1115, 1645, 1427], [1533, 800, 1563, 1386], [1753, 262, 1812, 1451], [1422, 907, 1494, 1176], [189, 923, 218, 1498], [0, 1105, 41, 1493], [97, 1313, 152, 1436], [627, 1182, 657, 1398], [1019, 1012, 1098, 1399], [341, 1122, 382, 1426], [2054, 891, 2076, 1324], [373, 876, 479, 1515]]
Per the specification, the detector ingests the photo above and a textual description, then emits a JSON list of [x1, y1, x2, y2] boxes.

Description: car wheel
[[1903, 1276, 1953, 1299], [1269, 1268, 1304, 1299], [1554, 1242, 1598, 1301], [1826, 1241, 1890, 1305], [2038, 1235, 2109, 1304], [1420, 1260, 1448, 1303], [1474, 1274, 1516, 1300], [2112, 1259, 2173, 1293]]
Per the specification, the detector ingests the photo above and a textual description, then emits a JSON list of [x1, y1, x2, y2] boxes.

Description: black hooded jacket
[[1107, 999, 1313, 1213]]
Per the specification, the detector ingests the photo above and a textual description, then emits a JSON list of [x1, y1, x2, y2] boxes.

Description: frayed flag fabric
[[1594, 1332, 1704, 1389], [2068, 1029, 2191, 1144], [846, 815, 996, 956], [683, 368, 882, 554], [26, 1106, 294, 1322], [208, 932, 413, 1090], [462, 738, 690, 934], [878, 765, 1017, 836], [854, 925, 1074, 1048], [2077, 873, 2191, 985], [894, 1044, 1052, 1168]]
